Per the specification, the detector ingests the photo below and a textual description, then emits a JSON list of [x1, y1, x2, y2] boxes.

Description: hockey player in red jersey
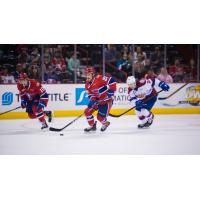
[[84, 67, 117, 132], [17, 73, 52, 130], [127, 73, 170, 128]]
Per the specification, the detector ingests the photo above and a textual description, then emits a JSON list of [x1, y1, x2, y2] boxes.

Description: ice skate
[[84, 121, 97, 132], [100, 121, 110, 132], [137, 119, 149, 129], [137, 122, 149, 129], [45, 111, 52, 123], [41, 121, 48, 131], [146, 113, 154, 127]]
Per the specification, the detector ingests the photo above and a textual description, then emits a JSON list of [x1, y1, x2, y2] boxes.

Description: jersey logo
[[2, 92, 13, 105], [75, 88, 89, 105]]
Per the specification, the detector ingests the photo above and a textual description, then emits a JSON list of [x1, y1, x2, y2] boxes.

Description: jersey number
[[102, 76, 108, 81]]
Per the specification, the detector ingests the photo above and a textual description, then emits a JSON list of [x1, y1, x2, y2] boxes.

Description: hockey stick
[[109, 90, 163, 118], [0, 106, 21, 116], [162, 101, 189, 107], [158, 82, 189, 100], [49, 113, 84, 132]]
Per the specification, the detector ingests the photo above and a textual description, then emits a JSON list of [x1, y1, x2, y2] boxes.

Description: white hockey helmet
[[126, 76, 136, 85], [126, 76, 136, 89]]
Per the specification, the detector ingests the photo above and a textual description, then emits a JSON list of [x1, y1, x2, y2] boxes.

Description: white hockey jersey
[[128, 76, 161, 101]]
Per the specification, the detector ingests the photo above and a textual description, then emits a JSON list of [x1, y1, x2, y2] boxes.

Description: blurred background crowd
[[0, 44, 199, 84]]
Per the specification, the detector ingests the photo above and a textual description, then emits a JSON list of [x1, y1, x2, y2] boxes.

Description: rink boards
[[0, 83, 200, 119]]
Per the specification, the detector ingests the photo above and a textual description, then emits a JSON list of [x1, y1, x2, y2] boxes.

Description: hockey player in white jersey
[[127, 74, 170, 128]]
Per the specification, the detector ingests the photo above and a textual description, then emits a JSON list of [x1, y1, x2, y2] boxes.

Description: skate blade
[[41, 127, 49, 132], [138, 126, 150, 129], [83, 130, 97, 134]]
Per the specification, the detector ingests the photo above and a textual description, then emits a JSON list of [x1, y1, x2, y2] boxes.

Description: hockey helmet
[[19, 72, 28, 80], [126, 76, 136, 85], [85, 67, 95, 74]]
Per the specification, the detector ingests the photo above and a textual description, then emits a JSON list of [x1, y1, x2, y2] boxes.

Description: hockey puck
[[60, 134, 64, 136]]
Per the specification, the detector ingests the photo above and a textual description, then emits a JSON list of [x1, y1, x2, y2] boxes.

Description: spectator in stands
[[52, 51, 66, 72], [133, 53, 146, 79], [105, 44, 120, 63], [16, 45, 28, 55], [115, 53, 132, 80], [49, 47, 71, 83], [146, 68, 157, 79], [128, 51, 133, 61], [28, 64, 41, 81], [157, 67, 173, 83], [56, 45, 63, 53], [133, 46, 146, 64], [175, 65, 185, 82], [121, 45, 132, 55], [44, 66, 59, 84], [137, 52, 146, 66], [18, 48, 29, 64], [144, 58, 152, 71], [150, 46, 163, 74], [30, 48, 40, 66], [184, 58, 197, 82], [67, 52, 80, 78], [168, 58, 180, 77], [44, 47, 52, 63], [44, 54, 52, 70], [168, 58, 186, 82], [13, 63, 23, 82], [0, 68, 16, 84], [17, 47, 30, 73], [116, 53, 130, 70], [172, 64, 185, 83]]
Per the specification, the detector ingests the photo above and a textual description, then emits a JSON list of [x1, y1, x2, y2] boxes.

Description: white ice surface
[[0, 115, 200, 154]]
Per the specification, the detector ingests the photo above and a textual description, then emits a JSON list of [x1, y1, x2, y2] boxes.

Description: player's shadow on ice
[[0, 130, 34, 136], [63, 128, 150, 136]]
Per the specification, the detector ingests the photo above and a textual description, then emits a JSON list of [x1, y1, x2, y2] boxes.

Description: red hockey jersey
[[85, 75, 117, 105], [17, 79, 48, 105]]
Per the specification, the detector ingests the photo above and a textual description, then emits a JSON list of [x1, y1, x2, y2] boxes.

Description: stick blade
[[109, 113, 121, 118], [158, 97, 167, 100], [49, 127, 62, 132]]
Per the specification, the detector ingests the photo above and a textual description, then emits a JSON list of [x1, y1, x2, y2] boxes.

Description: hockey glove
[[88, 100, 98, 109], [159, 81, 170, 91], [21, 99, 27, 109]]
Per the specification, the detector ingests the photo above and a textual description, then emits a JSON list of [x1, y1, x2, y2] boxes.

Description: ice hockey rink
[[0, 114, 200, 154]]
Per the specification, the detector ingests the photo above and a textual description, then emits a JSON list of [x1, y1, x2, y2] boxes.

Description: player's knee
[[139, 116, 145, 120], [84, 107, 92, 116], [97, 114, 103, 122], [28, 113, 36, 119], [84, 108, 88, 116], [32, 105, 38, 113], [97, 113, 106, 122]]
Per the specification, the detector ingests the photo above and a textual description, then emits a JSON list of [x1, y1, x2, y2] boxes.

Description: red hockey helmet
[[19, 72, 28, 80], [85, 67, 95, 74], [85, 67, 95, 82]]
